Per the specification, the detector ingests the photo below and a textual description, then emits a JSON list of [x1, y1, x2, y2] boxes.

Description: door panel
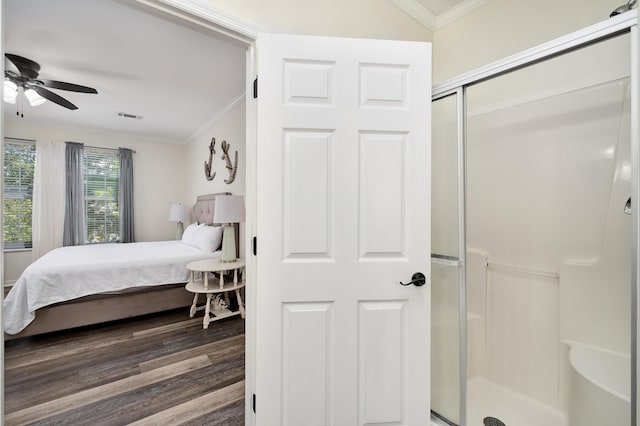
[[359, 131, 406, 258], [256, 33, 431, 425], [283, 130, 333, 260], [282, 302, 333, 425], [359, 300, 406, 423]]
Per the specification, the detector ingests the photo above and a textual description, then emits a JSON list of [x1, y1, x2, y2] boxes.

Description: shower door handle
[[400, 272, 426, 287]]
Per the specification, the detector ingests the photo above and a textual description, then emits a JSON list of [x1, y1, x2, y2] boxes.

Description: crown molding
[[436, 0, 493, 29], [389, 0, 436, 31], [388, 0, 493, 32], [188, 91, 246, 144]]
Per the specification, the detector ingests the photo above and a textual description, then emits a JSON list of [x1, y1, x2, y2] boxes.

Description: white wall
[[4, 120, 187, 282], [202, 0, 433, 41], [185, 96, 246, 256], [433, 0, 622, 83], [3, 251, 31, 286]]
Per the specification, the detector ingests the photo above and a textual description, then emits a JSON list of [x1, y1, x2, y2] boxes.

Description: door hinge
[[252, 236, 257, 256], [253, 77, 258, 99], [253, 393, 256, 413]]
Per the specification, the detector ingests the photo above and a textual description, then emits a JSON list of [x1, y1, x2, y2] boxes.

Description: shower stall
[[431, 10, 639, 426]]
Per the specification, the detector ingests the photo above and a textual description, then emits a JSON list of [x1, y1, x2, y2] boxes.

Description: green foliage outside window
[[84, 148, 120, 243], [3, 140, 36, 249], [2, 142, 120, 248]]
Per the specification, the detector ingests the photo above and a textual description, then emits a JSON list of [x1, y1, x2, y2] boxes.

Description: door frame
[[0, 0, 261, 420], [110, 1, 261, 423]]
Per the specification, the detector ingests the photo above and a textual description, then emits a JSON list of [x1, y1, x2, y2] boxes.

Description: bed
[[4, 193, 239, 339]]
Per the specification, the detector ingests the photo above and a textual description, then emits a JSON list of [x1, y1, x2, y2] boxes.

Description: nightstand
[[185, 258, 245, 329]]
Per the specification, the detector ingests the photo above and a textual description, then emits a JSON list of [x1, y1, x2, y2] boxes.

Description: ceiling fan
[[4, 53, 98, 110]]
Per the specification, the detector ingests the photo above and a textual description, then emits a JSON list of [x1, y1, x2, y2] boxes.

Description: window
[[84, 147, 120, 243], [3, 143, 121, 247], [3, 139, 36, 250]]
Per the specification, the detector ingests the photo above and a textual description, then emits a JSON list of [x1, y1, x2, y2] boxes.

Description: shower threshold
[[468, 377, 567, 426]]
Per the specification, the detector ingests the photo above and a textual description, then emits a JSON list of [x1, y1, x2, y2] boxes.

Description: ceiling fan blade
[[29, 85, 78, 110], [40, 79, 98, 94], [5, 53, 40, 79]]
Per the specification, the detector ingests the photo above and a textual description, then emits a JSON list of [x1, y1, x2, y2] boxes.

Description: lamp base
[[176, 222, 184, 240], [220, 225, 237, 263]]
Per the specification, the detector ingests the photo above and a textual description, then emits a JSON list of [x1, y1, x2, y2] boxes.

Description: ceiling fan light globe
[[4, 93, 17, 104], [3, 80, 17, 104], [24, 88, 46, 106]]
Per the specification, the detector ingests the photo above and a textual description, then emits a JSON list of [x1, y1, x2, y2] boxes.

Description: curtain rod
[[89, 145, 137, 154], [5, 137, 35, 144], [74, 143, 136, 154], [5, 138, 137, 154]]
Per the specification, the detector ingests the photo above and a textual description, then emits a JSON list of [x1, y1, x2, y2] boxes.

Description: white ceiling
[[3, 0, 247, 144]]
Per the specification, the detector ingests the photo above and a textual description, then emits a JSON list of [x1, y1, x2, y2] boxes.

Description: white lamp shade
[[168, 203, 187, 222], [213, 195, 245, 224], [3, 80, 17, 104], [24, 88, 46, 106]]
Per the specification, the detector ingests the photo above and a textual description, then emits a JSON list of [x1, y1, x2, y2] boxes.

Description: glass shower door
[[431, 15, 637, 426], [431, 92, 464, 425], [464, 33, 631, 426]]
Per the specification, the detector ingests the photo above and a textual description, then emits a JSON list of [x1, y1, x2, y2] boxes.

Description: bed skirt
[[4, 284, 193, 340]]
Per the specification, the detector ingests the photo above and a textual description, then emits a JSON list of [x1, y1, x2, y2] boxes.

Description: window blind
[[84, 147, 120, 243], [3, 139, 36, 249]]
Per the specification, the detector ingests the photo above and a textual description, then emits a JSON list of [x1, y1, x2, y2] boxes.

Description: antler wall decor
[[221, 140, 238, 184], [204, 138, 216, 181]]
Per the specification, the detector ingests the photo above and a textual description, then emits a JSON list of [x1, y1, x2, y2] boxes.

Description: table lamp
[[168, 203, 187, 240], [213, 195, 245, 262]]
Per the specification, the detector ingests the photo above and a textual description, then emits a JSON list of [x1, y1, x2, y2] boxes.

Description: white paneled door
[[255, 34, 431, 425]]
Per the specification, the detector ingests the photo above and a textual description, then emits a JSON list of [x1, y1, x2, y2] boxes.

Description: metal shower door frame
[[432, 10, 640, 426], [430, 88, 467, 426]]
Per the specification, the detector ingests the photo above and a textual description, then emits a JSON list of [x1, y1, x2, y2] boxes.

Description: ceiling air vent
[[117, 112, 143, 120]]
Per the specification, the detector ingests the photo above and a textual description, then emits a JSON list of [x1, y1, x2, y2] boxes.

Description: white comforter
[[4, 241, 219, 334]]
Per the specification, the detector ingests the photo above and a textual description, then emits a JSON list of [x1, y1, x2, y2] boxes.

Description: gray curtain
[[63, 142, 85, 246], [119, 148, 135, 243]]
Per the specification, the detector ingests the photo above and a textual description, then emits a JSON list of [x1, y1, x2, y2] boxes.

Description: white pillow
[[195, 225, 224, 252], [181, 223, 204, 247]]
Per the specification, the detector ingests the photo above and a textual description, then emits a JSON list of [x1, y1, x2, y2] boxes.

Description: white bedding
[[4, 241, 220, 334]]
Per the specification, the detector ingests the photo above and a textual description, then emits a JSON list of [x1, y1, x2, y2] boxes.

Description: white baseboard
[[4, 280, 16, 288]]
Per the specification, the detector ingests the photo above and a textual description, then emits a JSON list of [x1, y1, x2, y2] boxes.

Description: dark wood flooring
[[4, 309, 245, 425]]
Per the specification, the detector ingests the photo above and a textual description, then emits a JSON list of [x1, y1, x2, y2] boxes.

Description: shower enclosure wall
[[431, 11, 639, 426]]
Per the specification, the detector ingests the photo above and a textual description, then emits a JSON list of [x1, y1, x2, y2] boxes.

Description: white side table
[[185, 258, 246, 329]]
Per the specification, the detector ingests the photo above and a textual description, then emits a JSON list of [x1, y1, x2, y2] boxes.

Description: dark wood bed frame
[[5, 193, 240, 339]]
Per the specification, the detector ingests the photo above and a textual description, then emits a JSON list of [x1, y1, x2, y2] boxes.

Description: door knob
[[400, 272, 426, 287]]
